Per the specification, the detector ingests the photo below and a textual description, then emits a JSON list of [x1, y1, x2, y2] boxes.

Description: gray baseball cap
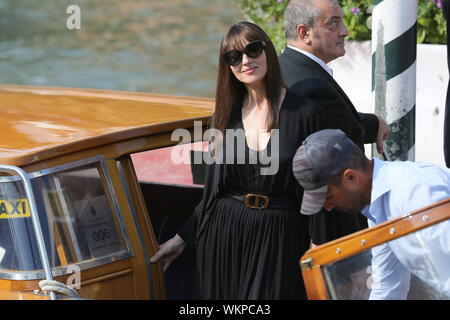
[[292, 129, 355, 215]]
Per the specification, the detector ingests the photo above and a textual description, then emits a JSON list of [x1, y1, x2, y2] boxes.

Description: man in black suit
[[442, 0, 450, 167], [280, 0, 390, 245]]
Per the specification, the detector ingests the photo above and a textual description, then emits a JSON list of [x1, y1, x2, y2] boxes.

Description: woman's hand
[[150, 234, 186, 271]]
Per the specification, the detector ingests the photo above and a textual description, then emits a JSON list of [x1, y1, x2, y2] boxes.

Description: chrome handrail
[[0, 165, 56, 300]]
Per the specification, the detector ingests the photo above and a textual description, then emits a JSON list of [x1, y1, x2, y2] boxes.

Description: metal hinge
[[300, 257, 313, 271]]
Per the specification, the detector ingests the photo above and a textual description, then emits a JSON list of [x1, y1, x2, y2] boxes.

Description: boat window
[[131, 141, 208, 186], [0, 179, 43, 271], [0, 160, 130, 272], [321, 219, 450, 300]]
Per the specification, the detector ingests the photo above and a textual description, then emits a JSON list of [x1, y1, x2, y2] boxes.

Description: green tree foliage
[[240, 0, 288, 52]]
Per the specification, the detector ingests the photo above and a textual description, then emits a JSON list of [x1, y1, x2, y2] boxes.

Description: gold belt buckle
[[243, 193, 269, 209]]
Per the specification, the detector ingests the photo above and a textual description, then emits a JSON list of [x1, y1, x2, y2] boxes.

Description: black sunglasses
[[222, 40, 266, 67]]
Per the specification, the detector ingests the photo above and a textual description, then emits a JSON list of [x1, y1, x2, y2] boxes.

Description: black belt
[[221, 192, 294, 210]]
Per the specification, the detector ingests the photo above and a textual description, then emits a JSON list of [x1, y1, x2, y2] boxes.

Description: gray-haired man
[[279, 0, 390, 244]]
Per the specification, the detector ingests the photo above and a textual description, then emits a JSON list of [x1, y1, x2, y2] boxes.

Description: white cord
[[38, 280, 80, 298]]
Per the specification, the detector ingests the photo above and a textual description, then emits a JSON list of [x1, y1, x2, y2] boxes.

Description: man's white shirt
[[361, 159, 450, 299], [286, 45, 333, 77]]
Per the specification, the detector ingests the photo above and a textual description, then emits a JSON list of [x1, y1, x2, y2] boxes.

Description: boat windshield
[[0, 160, 129, 273], [321, 218, 450, 300]]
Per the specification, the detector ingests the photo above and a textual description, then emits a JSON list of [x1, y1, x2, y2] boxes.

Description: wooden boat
[[0, 84, 213, 300], [4, 84, 447, 300], [300, 198, 450, 300]]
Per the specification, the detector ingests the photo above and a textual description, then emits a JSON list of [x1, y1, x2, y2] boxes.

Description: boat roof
[[0, 85, 213, 167]]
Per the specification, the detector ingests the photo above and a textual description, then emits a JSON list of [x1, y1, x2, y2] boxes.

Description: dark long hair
[[213, 21, 284, 134]]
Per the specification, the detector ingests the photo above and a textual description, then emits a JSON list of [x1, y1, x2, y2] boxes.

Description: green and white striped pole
[[371, 0, 417, 161]]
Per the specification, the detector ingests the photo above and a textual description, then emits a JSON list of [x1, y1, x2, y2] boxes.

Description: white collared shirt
[[286, 45, 333, 77], [361, 158, 450, 300]]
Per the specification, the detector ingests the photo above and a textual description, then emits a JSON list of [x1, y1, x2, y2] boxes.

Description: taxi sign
[[0, 199, 31, 218]]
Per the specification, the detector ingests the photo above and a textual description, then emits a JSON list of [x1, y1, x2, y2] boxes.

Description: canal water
[[0, 0, 244, 98]]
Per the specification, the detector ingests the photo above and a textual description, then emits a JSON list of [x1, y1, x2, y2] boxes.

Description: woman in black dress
[[151, 21, 316, 299]]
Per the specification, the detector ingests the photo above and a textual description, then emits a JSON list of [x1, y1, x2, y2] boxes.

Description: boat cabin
[[0, 85, 213, 300]]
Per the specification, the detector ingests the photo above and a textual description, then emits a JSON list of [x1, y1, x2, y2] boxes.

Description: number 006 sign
[[75, 195, 123, 257]]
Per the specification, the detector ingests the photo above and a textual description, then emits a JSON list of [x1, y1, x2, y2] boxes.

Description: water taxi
[[0, 84, 212, 300], [3, 84, 448, 300]]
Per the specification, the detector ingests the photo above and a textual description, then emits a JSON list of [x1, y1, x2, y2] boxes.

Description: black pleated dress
[[178, 89, 367, 300], [195, 91, 311, 300]]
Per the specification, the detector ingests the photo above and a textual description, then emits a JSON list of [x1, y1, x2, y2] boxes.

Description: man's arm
[[369, 242, 411, 300], [360, 113, 390, 154], [358, 112, 379, 143], [293, 78, 366, 145], [371, 164, 450, 299], [293, 78, 389, 149]]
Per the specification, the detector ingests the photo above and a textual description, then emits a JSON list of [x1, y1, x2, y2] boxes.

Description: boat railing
[[0, 164, 56, 300]]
